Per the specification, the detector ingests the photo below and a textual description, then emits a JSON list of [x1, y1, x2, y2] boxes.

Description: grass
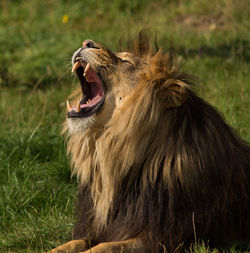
[[0, 0, 249, 252]]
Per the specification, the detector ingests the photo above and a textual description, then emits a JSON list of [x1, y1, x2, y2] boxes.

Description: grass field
[[0, 0, 249, 252]]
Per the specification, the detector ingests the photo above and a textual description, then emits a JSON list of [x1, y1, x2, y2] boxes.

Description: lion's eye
[[118, 58, 133, 65], [120, 59, 135, 68], [122, 59, 131, 64]]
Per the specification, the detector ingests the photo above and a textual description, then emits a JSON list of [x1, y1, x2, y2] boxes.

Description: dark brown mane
[[118, 30, 157, 57]]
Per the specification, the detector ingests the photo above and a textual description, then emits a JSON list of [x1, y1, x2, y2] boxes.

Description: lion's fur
[[63, 33, 250, 252]]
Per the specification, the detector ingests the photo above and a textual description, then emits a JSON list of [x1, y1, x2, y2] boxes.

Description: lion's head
[[63, 33, 250, 251], [66, 39, 142, 134]]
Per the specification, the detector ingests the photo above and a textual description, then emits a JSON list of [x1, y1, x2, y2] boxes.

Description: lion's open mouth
[[67, 59, 105, 118]]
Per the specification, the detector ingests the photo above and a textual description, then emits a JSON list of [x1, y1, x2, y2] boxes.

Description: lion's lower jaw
[[67, 117, 95, 135]]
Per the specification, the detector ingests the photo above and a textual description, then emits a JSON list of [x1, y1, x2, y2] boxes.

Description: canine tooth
[[84, 63, 90, 76], [72, 61, 81, 72], [76, 101, 80, 112], [67, 100, 71, 111]]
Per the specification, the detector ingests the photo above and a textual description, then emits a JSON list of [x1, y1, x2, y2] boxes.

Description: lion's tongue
[[80, 95, 102, 108]]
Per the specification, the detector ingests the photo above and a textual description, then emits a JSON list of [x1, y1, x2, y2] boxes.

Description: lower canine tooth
[[76, 101, 80, 112], [67, 100, 71, 111]]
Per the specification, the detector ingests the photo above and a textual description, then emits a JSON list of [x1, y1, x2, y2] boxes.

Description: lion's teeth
[[85, 75, 91, 82], [86, 99, 91, 104], [83, 63, 90, 76], [76, 101, 81, 112], [72, 61, 81, 72], [67, 100, 71, 111]]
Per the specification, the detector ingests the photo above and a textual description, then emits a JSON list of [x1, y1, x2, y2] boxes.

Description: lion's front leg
[[80, 238, 144, 253], [48, 238, 89, 253]]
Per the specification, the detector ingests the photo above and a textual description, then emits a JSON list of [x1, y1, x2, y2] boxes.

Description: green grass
[[0, 0, 249, 252]]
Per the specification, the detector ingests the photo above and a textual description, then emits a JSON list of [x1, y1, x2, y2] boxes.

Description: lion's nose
[[82, 40, 96, 49]]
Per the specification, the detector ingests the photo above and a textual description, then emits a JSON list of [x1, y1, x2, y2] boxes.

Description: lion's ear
[[141, 50, 190, 108], [157, 79, 188, 108]]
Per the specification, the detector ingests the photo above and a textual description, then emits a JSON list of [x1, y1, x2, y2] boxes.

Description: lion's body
[[58, 33, 250, 253]]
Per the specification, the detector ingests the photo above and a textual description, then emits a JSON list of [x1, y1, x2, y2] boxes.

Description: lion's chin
[[67, 116, 95, 135]]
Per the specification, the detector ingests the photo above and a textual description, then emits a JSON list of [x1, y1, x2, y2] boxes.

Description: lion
[[50, 32, 250, 252]]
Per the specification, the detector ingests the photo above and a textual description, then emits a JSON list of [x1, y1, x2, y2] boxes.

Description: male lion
[[51, 33, 250, 252]]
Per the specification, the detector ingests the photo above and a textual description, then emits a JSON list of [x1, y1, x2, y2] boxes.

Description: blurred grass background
[[0, 0, 249, 252]]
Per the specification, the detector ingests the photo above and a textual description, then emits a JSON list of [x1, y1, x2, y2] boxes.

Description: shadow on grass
[[178, 39, 250, 62]]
